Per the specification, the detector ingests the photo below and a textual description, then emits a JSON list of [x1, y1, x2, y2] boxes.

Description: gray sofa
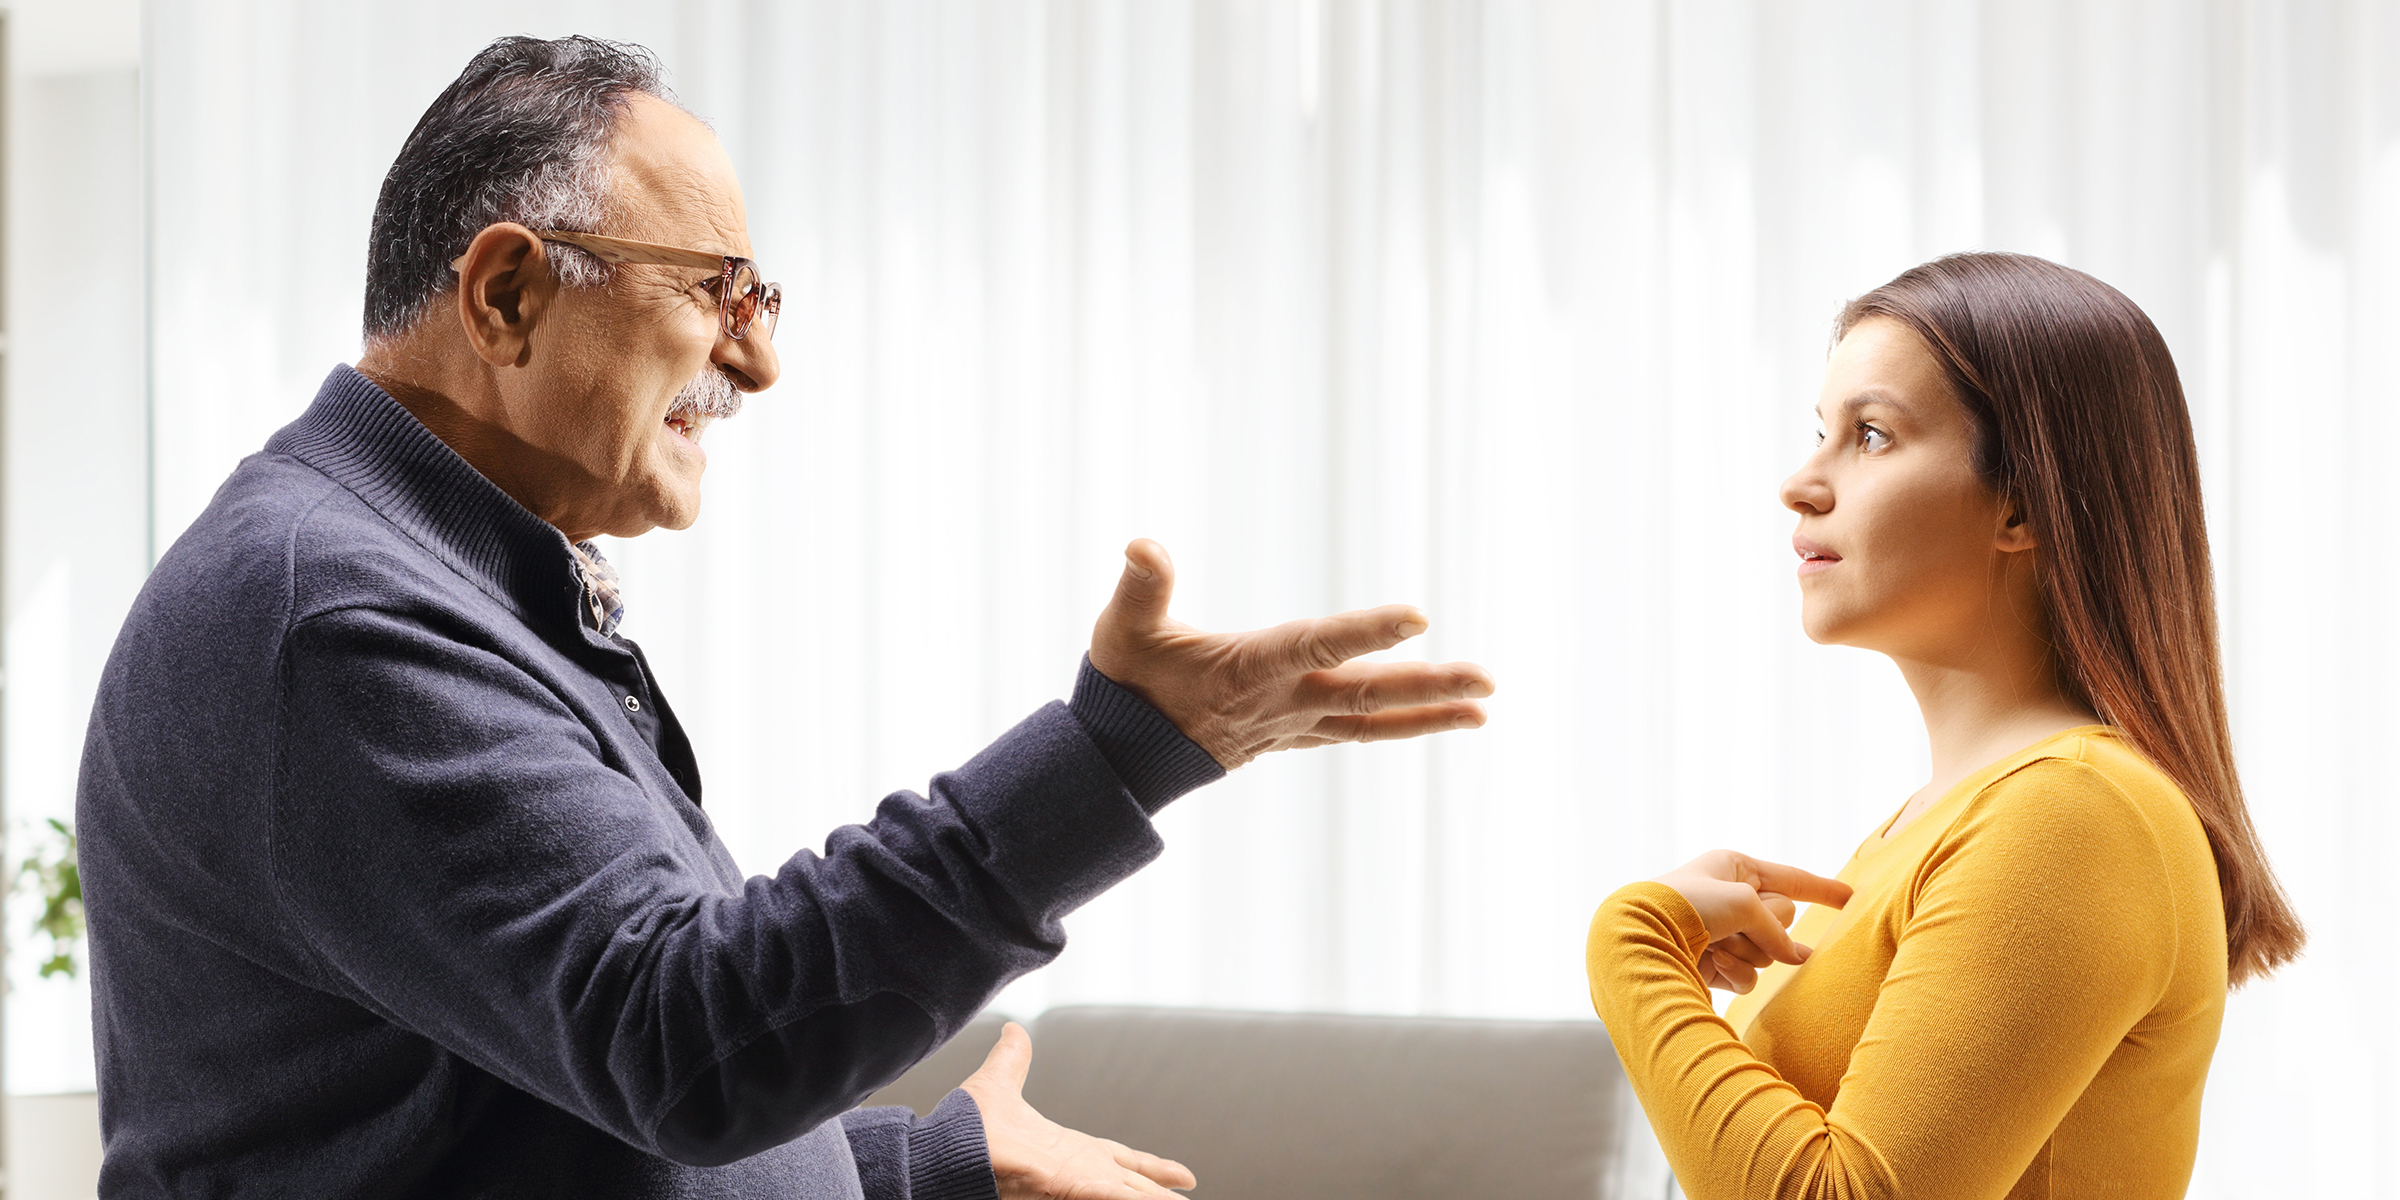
[[864, 1006, 1670, 1200], [9, 1007, 1667, 1200]]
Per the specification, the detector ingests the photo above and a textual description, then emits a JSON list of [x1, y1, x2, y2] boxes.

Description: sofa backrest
[[867, 1005, 1647, 1200], [861, 1010, 1012, 1117]]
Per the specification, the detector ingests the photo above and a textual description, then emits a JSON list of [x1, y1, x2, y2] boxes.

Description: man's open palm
[[963, 1023, 1196, 1200], [1088, 539, 1495, 769]]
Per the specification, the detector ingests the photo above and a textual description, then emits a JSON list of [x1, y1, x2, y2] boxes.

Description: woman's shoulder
[[1937, 728, 2228, 999], [2002, 726, 2176, 793], [1953, 727, 2209, 866]]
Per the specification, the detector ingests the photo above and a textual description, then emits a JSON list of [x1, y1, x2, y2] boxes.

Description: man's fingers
[[1120, 1173, 1182, 1199], [1296, 661, 1497, 715], [1104, 539, 1177, 630], [1270, 605, 1430, 673], [1113, 1144, 1197, 1191], [966, 1021, 1033, 1093], [1746, 858, 1854, 911], [1302, 701, 1487, 746]]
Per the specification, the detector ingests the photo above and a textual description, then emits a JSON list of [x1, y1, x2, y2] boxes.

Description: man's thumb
[[1106, 539, 1176, 626], [970, 1021, 1034, 1092]]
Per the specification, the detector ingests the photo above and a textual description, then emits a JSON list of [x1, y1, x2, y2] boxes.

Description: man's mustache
[[665, 368, 743, 423]]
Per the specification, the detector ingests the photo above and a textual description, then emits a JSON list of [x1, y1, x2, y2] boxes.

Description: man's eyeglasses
[[450, 229, 782, 342]]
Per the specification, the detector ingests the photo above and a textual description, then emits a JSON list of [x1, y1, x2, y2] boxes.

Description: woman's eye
[[1860, 425, 1892, 452], [1813, 429, 1827, 447]]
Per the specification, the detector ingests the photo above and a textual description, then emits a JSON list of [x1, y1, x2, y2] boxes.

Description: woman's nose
[[1780, 462, 1831, 515]]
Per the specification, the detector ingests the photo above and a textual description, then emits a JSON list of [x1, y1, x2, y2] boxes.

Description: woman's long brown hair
[[1838, 252, 2303, 986]]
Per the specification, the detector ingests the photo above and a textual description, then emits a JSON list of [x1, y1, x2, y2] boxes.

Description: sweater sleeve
[[842, 1090, 998, 1200], [269, 605, 1177, 1168], [1586, 759, 2183, 1200], [1065, 655, 1225, 813]]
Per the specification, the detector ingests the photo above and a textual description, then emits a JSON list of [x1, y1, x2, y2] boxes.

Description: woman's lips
[[1794, 535, 1841, 577]]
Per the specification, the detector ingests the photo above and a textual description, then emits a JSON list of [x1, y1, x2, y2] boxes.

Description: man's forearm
[[651, 700, 1198, 1164]]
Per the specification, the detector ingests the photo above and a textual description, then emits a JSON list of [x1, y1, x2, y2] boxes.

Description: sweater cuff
[[1621, 880, 1713, 959], [1067, 655, 1225, 814], [909, 1089, 999, 1200]]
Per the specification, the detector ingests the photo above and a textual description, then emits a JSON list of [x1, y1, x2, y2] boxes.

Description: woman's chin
[[1798, 607, 1863, 648]]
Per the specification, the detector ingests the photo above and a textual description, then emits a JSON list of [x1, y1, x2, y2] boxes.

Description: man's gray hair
[[362, 36, 672, 341]]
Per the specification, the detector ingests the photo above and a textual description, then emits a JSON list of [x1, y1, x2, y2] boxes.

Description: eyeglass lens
[[723, 262, 780, 342]]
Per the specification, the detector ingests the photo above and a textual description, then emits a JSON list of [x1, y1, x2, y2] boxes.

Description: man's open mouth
[[664, 368, 743, 445]]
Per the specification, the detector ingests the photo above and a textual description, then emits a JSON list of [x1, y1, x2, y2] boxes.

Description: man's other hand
[[1088, 539, 1496, 770], [961, 1022, 1196, 1199]]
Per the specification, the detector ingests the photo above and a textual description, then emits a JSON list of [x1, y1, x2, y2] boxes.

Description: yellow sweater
[[1586, 727, 2226, 1199]]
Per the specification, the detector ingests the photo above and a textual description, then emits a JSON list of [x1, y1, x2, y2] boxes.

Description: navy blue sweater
[[76, 366, 1223, 1198]]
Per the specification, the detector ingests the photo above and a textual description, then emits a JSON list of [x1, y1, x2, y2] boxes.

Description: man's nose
[[715, 326, 780, 392]]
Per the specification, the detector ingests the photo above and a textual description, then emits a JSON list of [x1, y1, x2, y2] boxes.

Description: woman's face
[[1779, 317, 2027, 659]]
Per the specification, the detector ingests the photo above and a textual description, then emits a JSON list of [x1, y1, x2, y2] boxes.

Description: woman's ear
[[1995, 500, 2040, 553]]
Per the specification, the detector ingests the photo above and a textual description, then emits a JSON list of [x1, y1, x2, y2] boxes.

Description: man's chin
[[644, 434, 709, 530], [637, 476, 705, 533], [598, 467, 705, 539], [657, 497, 703, 532]]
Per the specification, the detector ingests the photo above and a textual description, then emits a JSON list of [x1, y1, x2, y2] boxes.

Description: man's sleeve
[[269, 606, 1220, 1169], [842, 1092, 998, 1200], [1064, 654, 1225, 813]]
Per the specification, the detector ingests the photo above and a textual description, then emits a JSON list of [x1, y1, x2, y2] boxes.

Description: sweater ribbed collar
[[266, 364, 589, 634]]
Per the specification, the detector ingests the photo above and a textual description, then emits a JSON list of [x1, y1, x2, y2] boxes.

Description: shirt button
[[624, 695, 642, 713]]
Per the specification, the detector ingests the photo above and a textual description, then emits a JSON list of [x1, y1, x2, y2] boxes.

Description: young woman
[[1585, 253, 2303, 1198]]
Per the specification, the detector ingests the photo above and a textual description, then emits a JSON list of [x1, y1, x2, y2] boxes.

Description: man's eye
[[1860, 424, 1892, 452]]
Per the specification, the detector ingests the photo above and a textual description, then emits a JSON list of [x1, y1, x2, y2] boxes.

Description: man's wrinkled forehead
[[604, 94, 750, 254]]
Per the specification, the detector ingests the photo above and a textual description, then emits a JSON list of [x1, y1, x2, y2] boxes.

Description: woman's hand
[[1654, 850, 1852, 993], [1693, 902, 1790, 994]]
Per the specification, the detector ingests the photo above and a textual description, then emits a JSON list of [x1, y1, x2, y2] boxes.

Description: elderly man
[[78, 34, 1491, 1200]]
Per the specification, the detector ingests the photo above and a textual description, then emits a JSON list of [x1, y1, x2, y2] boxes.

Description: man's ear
[[452, 223, 556, 369], [1995, 498, 2040, 553]]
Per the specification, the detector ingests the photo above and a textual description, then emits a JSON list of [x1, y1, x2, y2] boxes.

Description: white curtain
[[3, 9, 146, 1101], [124, 1, 2398, 1192]]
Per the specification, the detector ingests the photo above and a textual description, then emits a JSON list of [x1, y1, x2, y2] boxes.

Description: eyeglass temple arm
[[447, 230, 731, 273]]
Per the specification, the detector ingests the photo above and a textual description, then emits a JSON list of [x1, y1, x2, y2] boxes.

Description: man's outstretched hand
[[962, 1022, 1196, 1199], [1088, 539, 1495, 769]]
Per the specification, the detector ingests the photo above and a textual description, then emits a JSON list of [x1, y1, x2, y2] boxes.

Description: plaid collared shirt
[[568, 541, 625, 637]]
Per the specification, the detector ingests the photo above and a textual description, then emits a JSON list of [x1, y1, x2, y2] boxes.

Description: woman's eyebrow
[[1833, 390, 1912, 419]]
